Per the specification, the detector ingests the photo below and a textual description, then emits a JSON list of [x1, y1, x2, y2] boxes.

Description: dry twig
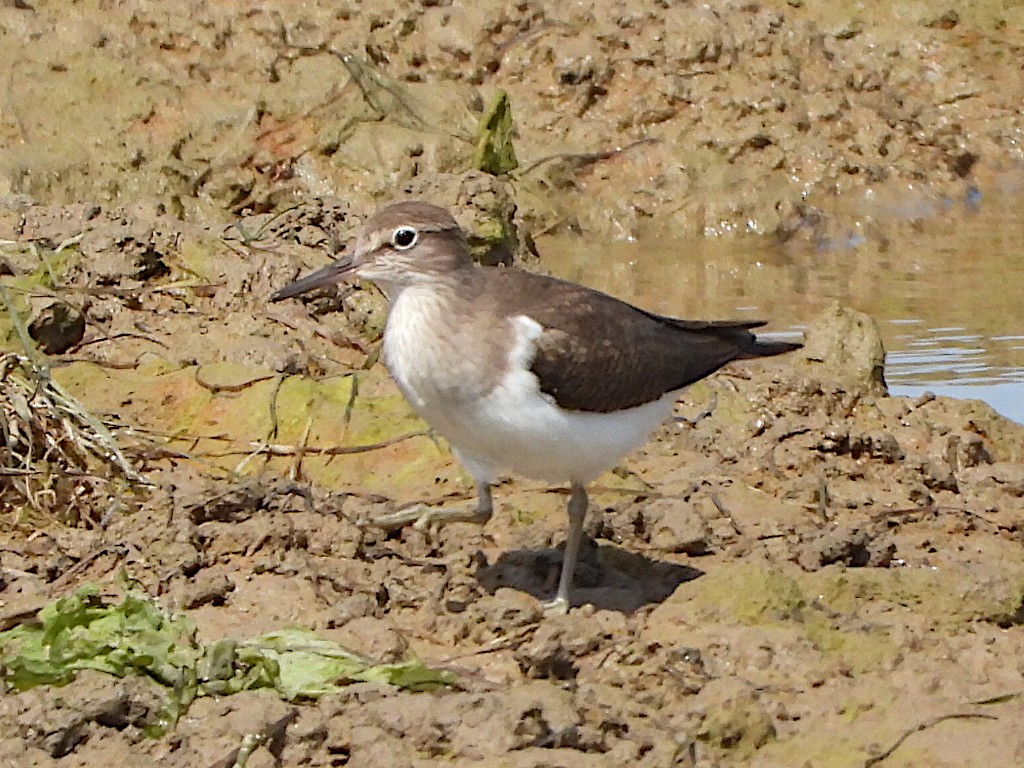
[[863, 712, 997, 767]]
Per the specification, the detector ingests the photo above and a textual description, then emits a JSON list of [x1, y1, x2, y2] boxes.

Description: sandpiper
[[273, 201, 800, 612]]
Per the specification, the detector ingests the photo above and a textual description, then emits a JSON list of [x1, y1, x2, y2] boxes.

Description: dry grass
[[1, 286, 148, 528]]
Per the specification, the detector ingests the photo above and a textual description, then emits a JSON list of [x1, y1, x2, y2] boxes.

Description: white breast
[[382, 287, 453, 412]]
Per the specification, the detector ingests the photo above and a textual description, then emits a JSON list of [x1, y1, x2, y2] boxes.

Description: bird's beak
[[270, 253, 360, 302]]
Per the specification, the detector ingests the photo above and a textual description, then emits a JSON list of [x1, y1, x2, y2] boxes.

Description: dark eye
[[392, 226, 418, 249]]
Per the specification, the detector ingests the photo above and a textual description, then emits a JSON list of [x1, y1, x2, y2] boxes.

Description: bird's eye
[[391, 226, 418, 250]]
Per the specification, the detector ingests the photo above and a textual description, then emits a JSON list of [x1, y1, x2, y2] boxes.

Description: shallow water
[[536, 186, 1024, 424]]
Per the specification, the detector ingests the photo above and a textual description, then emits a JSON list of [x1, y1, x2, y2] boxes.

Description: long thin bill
[[271, 255, 359, 302]]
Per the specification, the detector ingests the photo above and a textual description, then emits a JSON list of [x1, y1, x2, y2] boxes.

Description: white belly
[[441, 384, 676, 485], [383, 291, 677, 485]]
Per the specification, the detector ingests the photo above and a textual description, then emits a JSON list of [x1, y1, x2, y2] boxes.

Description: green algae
[[685, 561, 810, 625], [173, 239, 225, 283], [752, 730, 875, 768], [680, 562, 899, 673], [680, 558, 1024, 680], [473, 90, 518, 176], [803, 620, 896, 675], [807, 565, 1024, 627], [49, 359, 458, 497]]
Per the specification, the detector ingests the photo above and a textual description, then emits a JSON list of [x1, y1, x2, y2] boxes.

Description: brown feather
[[481, 268, 799, 412]]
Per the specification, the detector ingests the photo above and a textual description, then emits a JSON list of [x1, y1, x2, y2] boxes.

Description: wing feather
[[484, 269, 797, 412]]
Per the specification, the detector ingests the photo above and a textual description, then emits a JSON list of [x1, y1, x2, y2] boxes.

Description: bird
[[272, 201, 800, 613]]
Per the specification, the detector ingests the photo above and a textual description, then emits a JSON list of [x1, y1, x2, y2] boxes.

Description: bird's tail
[[742, 337, 803, 359]]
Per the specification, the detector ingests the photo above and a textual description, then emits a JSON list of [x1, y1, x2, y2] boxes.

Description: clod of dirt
[[399, 170, 523, 265], [232, 197, 352, 251], [180, 571, 235, 609], [799, 301, 887, 394], [641, 498, 713, 555], [796, 524, 896, 570], [170, 692, 298, 768], [78, 212, 174, 285], [692, 678, 776, 757], [0, 672, 163, 759], [474, 587, 543, 632], [516, 615, 603, 680], [28, 299, 86, 354], [815, 427, 904, 462], [331, 616, 410, 663], [185, 478, 304, 525]]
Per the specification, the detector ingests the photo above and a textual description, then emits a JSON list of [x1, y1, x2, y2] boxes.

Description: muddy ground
[[2, 1, 1024, 766]]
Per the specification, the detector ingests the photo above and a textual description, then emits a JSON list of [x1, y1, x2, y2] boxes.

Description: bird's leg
[[544, 482, 588, 615], [370, 481, 493, 532]]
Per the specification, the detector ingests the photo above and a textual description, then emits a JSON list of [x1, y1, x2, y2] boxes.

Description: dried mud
[[2, 1, 1024, 767]]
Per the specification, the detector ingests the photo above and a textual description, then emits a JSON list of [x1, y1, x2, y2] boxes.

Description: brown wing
[[484, 269, 799, 413]]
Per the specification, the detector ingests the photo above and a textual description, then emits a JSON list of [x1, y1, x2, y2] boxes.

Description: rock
[[943, 431, 992, 469], [923, 458, 958, 492], [959, 463, 1024, 498]]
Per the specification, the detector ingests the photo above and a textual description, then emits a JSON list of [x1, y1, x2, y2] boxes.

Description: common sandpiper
[[273, 201, 800, 613]]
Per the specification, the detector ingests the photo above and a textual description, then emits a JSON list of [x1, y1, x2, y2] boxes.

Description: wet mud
[[2, 1, 1024, 766]]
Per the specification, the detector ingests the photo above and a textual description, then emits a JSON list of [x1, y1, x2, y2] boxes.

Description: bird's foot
[[542, 595, 570, 616], [370, 482, 494, 533], [370, 504, 491, 532]]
